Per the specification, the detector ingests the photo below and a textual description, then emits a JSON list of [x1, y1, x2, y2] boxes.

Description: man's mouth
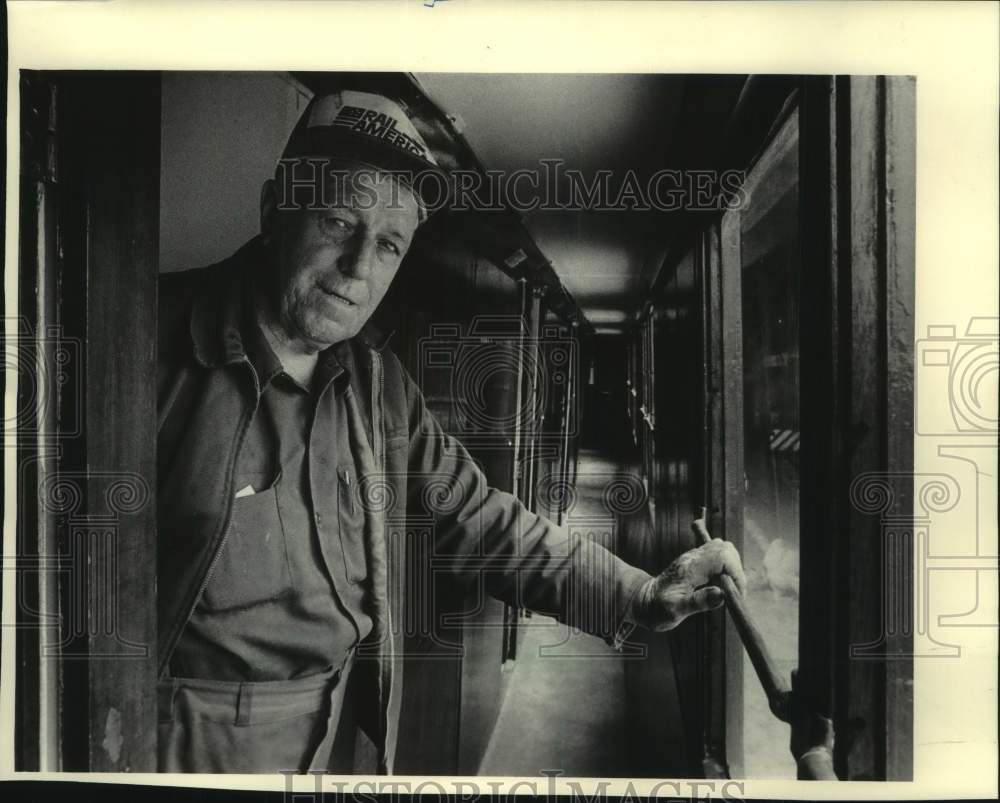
[[319, 284, 359, 308]]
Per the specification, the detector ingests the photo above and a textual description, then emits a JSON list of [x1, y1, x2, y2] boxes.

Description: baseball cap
[[279, 89, 447, 214]]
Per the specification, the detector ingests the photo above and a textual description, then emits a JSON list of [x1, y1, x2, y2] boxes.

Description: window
[[738, 110, 800, 779], [719, 108, 800, 778]]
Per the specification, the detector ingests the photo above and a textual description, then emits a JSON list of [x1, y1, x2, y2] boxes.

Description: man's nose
[[337, 233, 377, 280]]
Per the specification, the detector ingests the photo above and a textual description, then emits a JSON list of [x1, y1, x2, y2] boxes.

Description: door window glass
[[738, 110, 800, 778]]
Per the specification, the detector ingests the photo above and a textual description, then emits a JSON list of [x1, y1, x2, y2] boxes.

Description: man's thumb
[[667, 586, 725, 627], [692, 585, 725, 614]]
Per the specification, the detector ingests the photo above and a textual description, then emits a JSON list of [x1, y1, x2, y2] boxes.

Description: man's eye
[[378, 239, 401, 257], [319, 216, 352, 238]]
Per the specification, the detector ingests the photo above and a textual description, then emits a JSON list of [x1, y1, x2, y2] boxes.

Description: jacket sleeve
[[401, 368, 652, 649]]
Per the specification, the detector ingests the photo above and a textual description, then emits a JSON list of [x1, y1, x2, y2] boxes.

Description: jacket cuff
[[609, 563, 655, 651]]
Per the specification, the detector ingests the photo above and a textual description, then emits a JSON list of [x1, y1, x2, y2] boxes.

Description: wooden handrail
[[691, 508, 792, 722], [691, 507, 838, 780]]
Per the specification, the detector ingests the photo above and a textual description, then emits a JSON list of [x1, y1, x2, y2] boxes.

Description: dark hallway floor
[[477, 443, 673, 777], [478, 611, 629, 776]]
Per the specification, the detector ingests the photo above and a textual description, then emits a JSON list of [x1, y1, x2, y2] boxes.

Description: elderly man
[[156, 89, 745, 774]]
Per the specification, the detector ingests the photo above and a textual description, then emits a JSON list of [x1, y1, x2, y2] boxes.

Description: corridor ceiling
[[415, 74, 687, 334]]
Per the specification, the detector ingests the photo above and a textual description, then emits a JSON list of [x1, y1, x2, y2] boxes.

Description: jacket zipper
[[373, 350, 385, 470], [370, 349, 393, 772], [161, 357, 261, 675]]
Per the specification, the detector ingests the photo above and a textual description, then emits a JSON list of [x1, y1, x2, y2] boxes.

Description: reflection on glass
[[739, 110, 800, 778]]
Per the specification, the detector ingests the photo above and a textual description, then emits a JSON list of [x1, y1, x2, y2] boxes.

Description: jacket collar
[[188, 236, 394, 368]]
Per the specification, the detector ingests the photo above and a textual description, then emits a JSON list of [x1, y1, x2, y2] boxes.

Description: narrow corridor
[[478, 448, 635, 776]]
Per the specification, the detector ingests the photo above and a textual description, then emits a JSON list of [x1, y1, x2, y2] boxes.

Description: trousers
[[157, 653, 356, 774]]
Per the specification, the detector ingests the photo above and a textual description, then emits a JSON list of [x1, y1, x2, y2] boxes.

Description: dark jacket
[[156, 237, 651, 772]]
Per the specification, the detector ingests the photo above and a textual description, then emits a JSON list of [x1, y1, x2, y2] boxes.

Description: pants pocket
[[158, 708, 326, 773]]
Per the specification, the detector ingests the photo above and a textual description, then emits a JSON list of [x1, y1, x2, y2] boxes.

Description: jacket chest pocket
[[201, 477, 293, 612], [337, 466, 368, 583]]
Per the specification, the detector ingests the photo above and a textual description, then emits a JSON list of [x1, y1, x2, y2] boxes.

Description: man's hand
[[632, 538, 747, 631]]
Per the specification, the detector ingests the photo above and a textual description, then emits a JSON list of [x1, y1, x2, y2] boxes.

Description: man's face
[[261, 166, 420, 350]]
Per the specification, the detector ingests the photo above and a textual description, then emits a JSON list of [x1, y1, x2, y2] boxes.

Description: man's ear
[[260, 179, 278, 244]]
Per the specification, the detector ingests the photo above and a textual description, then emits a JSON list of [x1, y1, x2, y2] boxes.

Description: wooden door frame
[[798, 75, 916, 781], [700, 74, 917, 780], [15, 70, 160, 772], [696, 75, 915, 780]]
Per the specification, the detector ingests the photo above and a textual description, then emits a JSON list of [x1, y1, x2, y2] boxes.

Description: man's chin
[[298, 314, 361, 350]]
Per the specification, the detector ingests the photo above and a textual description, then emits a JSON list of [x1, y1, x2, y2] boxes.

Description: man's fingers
[[648, 539, 748, 630], [717, 539, 748, 596], [684, 538, 747, 596]]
